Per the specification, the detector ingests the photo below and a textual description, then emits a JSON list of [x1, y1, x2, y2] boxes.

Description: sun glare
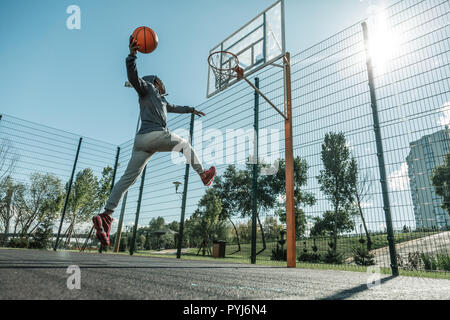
[[366, 6, 401, 73]]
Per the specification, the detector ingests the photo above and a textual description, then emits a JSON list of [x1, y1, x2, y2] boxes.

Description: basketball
[[131, 26, 158, 54]]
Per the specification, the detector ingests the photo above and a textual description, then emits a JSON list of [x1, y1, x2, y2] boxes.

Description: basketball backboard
[[207, 0, 285, 98]]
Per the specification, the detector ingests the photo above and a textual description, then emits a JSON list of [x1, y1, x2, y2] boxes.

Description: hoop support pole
[[239, 52, 295, 268], [243, 77, 287, 120], [270, 63, 284, 69]]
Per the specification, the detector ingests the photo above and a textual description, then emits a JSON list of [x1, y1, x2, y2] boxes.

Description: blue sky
[[0, 0, 385, 145]]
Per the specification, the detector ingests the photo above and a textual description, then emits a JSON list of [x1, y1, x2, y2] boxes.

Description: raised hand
[[193, 109, 206, 117], [129, 35, 140, 56]]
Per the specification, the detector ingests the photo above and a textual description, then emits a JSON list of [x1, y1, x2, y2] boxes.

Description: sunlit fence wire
[[0, 0, 449, 273]]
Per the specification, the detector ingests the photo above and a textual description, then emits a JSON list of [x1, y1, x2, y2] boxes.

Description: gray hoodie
[[126, 55, 194, 135]]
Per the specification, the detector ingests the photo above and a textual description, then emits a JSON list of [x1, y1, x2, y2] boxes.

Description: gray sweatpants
[[105, 129, 203, 211]]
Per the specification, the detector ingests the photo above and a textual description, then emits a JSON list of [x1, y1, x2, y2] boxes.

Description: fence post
[[177, 113, 195, 259], [129, 165, 147, 255], [54, 137, 83, 251], [251, 77, 260, 264], [114, 192, 128, 252], [111, 147, 120, 190], [107, 146, 122, 252], [362, 22, 398, 276], [284, 52, 296, 268]]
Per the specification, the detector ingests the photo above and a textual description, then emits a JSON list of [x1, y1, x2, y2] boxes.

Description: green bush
[[270, 247, 287, 261], [436, 254, 450, 271], [7, 237, 30, 248], [323, 249, 344, 264], [420, 253, 438, 271], [298, 252, 321, 263], [419, 252, 450, 271], [29, 222, 54, 249], [353, 247, 375, 266], [160, 233, 175, 250]]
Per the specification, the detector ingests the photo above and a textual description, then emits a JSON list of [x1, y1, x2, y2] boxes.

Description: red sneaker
[[92, 212, 113, 247], [201, 166, 216, 187]]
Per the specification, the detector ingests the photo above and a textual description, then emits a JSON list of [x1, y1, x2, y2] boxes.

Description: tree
[[183, 217, 198, 248], [60, 166, 113, 247], [218, 164, 272, 254], [138, 234, 146, 250], [149, 217, 165, 231], [95, 166, 114, 213], [263, 216, 284, 242], [0, 138, 18, 182], [310, 208, 355, 237], [166, 220, 179, 232], [351, 168, 374, 250], [159, 233, 175, 249], [212, 168, 244, 253], [29, 215, 54, 249], [0, 176, 26, 245], [432, 153, 450, 223], [0, 138, 19, 244], [64, 168, 99, 246], [190, 189, 226, 253], [145, 217, 178, 250], [17, 173, 64, 237], [143, 232, 152, 250], [216, 157, 314, 255], [270, 158, 316, 238], [235, 220, 252, 243], [317, 132, 357, 254]]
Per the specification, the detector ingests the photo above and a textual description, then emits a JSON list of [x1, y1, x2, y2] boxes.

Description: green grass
[[211, 230, 442, 262], [114, 250, 450, 280], [1, 246, 448, 280]]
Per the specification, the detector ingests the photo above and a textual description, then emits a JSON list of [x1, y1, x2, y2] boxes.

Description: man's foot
[[99, 244, 107, 254], [92, 211, 113, 247], [201, 166, 216, 187]]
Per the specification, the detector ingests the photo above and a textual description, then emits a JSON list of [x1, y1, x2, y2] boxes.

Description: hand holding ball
[[130, 27, 158, 55]]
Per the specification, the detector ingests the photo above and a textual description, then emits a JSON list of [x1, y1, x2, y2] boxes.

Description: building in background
[[407, 127, 450, 230]]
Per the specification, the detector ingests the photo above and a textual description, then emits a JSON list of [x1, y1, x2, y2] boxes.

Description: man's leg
[[106, 149, 153, 211], [94, 149, 153, 246], [158, 131, 216, 186]]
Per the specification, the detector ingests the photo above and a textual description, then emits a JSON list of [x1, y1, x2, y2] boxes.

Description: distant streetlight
[[173, 181, 182, 195]]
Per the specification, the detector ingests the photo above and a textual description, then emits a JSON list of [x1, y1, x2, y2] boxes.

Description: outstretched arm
[[165, 100, 206, 117], [166, 102, 194, 114], [126, 36, 149, 97]]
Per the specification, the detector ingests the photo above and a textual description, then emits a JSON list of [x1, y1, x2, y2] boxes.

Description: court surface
[[0, 249, 448, 300]]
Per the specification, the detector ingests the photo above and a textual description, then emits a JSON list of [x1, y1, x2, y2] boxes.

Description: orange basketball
[[131, 26, 158, 54]]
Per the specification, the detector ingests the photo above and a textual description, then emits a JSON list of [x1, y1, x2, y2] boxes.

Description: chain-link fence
[[0, 0, 449, 274], [0, 114, 118, 250]]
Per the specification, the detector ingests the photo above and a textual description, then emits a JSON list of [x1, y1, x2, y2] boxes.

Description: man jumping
[[92, 36, 216, 247]]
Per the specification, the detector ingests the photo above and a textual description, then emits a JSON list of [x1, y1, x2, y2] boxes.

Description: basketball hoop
[[208, 51, 244, 90]]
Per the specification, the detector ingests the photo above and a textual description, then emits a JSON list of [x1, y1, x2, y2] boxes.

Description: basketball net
[[208, 51, 244, 91]]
